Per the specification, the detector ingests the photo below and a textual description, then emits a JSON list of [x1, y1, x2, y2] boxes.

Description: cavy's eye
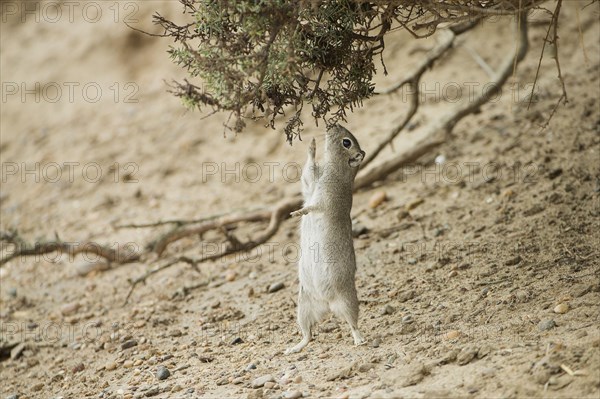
[[342, 138, 352, 149]]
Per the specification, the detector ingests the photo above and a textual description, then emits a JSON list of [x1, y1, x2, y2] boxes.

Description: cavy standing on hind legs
[[286, 124, 367, 354]]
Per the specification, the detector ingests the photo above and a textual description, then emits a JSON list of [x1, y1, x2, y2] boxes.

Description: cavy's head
[[325, 124, 365, 168]]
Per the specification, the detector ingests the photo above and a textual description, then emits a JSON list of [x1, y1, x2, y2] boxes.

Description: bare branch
[[113, 207, 266, 229], [1, 233, 140, 266], [152, 198, 302, 257], [528, 0, 566, 109], [356, 10, 529, 190]]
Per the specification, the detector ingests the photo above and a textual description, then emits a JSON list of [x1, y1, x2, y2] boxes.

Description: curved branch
[[1, 238, 140, 266], [446, 10, 528, 131], [361, 19, 481, 170], [124, 198, 302, 302], [361, 29, 456, 169], [153, 198, 302, 256], [356, 11, 528, 190]]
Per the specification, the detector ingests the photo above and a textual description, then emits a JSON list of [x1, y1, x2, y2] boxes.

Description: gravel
[[538, 319, 556, 331], [156, 366, 171, 381], [252, 374, 275, 388], [267, 282, 285, 293], [382, 304, 395, 315], [121, 340, 138, 350]]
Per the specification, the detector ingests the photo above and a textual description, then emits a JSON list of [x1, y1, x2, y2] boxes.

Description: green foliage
[[155, 0, 541, 142]]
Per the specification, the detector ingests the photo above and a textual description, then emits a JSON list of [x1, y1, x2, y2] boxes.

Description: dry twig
[[528, 0, 567, 118], [0, 231, 140, 266]]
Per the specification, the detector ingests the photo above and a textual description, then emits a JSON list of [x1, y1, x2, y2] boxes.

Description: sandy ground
[[1, 1, 599, 398]]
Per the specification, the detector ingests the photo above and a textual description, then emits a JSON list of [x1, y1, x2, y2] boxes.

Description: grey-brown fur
[[286, 124, 366, 354]]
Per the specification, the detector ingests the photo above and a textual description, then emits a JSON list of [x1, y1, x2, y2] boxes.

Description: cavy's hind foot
[[352, 330, 367, 347], [285, 337, 310, 354]]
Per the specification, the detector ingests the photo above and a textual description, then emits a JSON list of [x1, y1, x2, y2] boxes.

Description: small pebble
[[548, 168, 563, 179], [171, 384, 183, 392], [123, 360, 134, 368], [232, 377, 245, 385], [264, 381, 276, 389], [156, 365, 171, 381], [7, 287, 17, 298], [216, 377, 229, 386], [371, 338, 381, 348], [358, 363, 376, 372], [448, 270, 458, 278], [538, 319, 556, 331], [6, 394, 18, 399], [105, 362, 117, 371], [554, 303, 569, 314], [121, 340, 138, 350], [457, 346, 478, 365], [245, 363, 257, 371], [74, 260, 109, 276], [368, 191, 387, 208], [225, 270, 237, 282], [504, 256, 522, 266], [352, 222, 368, 237], [503, 188, 515, 198], [444, 330, 461, 340], [575, 330, 588, 339], [434, 154, 446, 164], [402, 315, 413, 324], [31, 383, 44, 392], [381, 305, 395, 316], [252, 374, 275, 388], [230, 337, 244, 345], [523, 204, 545, 217], [72, 363, 85, 373], [267, 282, 285, 293], [283, 390, 302, 399], [145, 387, 159, 397], [60, 302, 80, 316], [397, 210, 410, 220]]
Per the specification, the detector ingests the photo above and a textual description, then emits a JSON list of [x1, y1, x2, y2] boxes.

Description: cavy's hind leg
[[330, 292, 366, 346], [286, 287, 318, 354]]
